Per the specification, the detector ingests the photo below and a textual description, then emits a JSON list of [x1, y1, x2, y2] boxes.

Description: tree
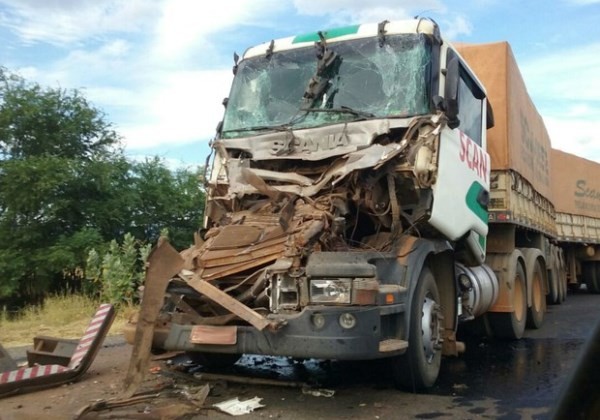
[[0, 68, 125, 301], [129, 158, 205, 249], [0, 68, 206, 304]]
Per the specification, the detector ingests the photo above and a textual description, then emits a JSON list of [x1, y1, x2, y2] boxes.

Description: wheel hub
[[421, 297, 443, 363]]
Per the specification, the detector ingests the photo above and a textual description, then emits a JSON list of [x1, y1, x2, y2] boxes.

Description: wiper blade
[[223, 124, 291, 134], [302, 106, 376, 120]]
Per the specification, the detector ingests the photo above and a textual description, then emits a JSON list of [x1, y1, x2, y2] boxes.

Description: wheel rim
[[421, 296, 442, 363], [533, 271, 542, 310], [514, 273, 524, 321]]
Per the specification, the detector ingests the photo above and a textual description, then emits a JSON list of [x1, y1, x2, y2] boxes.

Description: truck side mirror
[[444, 57, 460, 129]]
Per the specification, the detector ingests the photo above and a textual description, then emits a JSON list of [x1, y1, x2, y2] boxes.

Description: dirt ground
[[6, 292, 600, 419], [0, 336, 543, 420]]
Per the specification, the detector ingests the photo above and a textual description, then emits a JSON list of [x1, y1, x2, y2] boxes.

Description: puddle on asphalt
[[182, 336, 584, 411]]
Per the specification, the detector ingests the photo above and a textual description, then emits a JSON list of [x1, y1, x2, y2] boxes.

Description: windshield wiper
[[301, 32, 343, 109], [302, 106, 376, 120], [223, 123, 292, 134]]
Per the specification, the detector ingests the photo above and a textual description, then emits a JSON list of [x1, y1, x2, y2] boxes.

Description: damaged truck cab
[[130, 19, 501, 390]]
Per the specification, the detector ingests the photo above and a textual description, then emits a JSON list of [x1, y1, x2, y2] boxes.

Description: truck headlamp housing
[[309, 279, 352, 304]]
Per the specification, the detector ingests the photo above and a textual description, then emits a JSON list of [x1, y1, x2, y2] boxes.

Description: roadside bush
[[85, 233, 151, 305]]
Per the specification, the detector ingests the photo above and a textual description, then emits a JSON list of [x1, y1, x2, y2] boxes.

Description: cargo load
[[455, 42, 555, 236], [551, 148, 600, 243], [455, 42, 553, 201]]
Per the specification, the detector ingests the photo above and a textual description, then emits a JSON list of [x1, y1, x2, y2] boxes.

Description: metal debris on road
[[213, 396, 265, 416], [301, 386, 335, 397]]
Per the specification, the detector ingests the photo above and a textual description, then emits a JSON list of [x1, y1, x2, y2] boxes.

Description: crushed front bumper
[[124, 304, 405, 360]]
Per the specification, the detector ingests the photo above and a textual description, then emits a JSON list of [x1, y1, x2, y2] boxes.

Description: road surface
[[2, 290, 598, 419]]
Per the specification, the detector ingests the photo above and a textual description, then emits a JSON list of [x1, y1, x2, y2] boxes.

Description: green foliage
[[85, 233, 151, 305], [0, 67, 205, 305], [128, 158, 205, 248]]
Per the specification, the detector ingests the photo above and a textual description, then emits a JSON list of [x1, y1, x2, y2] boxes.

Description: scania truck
[[125, 18, 597, 390]]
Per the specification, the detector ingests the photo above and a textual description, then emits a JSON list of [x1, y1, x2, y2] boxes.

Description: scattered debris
[[213, 396, 265, 416], [301, 387, 335, 397], [452, 383, 468, 391], [74, 391, 162, 418], [0, 304, 115, 399], [194, 372, 309, 388], [122, 238, 184, 398]]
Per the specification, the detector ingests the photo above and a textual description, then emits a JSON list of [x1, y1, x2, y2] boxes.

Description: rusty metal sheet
[[190, 325, 237, 345], [210, 225, 264, 249], [123, 238, 184, 398], [199, 253, 285, 280], [202, 233, 288, 260], [188, 276, 272, 331], [200, 237, 288, 269]]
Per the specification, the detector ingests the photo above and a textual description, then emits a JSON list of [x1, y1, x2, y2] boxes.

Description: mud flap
[[123, 238, 184, 397]]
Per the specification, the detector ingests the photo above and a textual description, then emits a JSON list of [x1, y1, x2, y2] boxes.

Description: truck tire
[[547, 247, 560, 304], [526, 259, 546, 329], [583, 262, 600, 294], [488, 261, 527, 339], [559, 263, 567, 303], [391, 266, 442, 391], [547, 268, 560, 304], [591, 263, 600, 294]]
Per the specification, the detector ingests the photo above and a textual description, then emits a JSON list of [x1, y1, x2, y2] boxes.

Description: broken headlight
[[309, 279, 352, 304]]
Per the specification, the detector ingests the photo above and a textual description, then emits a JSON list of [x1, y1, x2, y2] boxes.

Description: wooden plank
[[188, 276, 271, 331]]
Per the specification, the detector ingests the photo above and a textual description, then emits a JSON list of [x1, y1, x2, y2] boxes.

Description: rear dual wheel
[[583, 262, 600, 294], [489, 262, 527, 339], [526, 260, 546, 329], [547, 247, 561, 304]]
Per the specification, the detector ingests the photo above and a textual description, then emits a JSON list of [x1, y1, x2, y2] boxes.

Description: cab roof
[[243, 19, 439, 59]]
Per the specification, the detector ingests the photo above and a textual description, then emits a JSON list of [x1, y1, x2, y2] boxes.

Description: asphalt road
[[200, 290, 599, 419], [2, 290, 598, 419]]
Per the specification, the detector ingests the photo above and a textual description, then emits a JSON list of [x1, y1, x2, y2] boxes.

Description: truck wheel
[[559, 265, 567, 303], [526, 259, 546, 329], [591, 263, 600, 294], [583, 263, 600, 294], [488, 261, 527, 339], [186, 352, 241, 368], [547, 268, 560, 305], [391, 266, 442, 391], [547, 248, 560, 304]]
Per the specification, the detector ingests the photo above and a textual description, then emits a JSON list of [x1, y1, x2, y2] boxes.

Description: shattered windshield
[[221, 34, 432, 138]]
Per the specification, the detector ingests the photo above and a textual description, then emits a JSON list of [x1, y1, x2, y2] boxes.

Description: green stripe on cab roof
[[292, 25, 360, 44]]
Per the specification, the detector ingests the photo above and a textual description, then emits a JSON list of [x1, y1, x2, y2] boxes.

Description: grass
[[0, 294, 137, 347]]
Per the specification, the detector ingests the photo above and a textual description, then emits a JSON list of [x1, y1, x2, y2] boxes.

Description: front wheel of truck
[[392, 266, 442, 391]]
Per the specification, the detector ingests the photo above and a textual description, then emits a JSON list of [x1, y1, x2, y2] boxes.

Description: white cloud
[[0, 0, 158, 45], [520, 43, 600, 103], [546, 115, 600, 162], [518, 42, 600, 162], [293, 0, 444, 25], [153, 0, 288, 61], [439, 14, 473, 40], [119, 69, 233, 150]]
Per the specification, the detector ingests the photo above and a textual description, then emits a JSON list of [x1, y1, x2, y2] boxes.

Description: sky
[[0, 0, 599, 168]]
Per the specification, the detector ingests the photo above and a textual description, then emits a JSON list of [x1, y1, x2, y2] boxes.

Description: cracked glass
[[221, 34, 432, 138]]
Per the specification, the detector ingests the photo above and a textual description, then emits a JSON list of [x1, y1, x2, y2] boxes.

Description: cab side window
[[457, 68, 484, 145]]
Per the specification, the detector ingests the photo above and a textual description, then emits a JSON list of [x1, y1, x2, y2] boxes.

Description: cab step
[[379, 339, 408, 353]]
